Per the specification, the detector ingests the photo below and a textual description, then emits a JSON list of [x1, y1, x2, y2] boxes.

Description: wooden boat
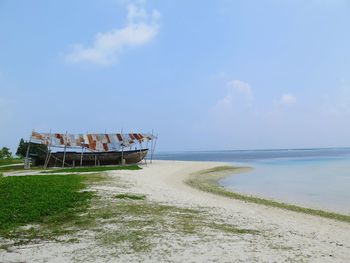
[[27, 132, 156, 168], [33, 149, 148, 167]]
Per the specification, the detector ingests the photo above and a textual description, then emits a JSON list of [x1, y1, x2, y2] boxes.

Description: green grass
[[0, 159, 23, 166], [90, 195, 258, 253], [0, 174, 94, 238], [114, 193, 146, 200], [186, 166, 350, 223], [42, 165, 141, 173], [0, 158, 26, 173], [0, 168, 259, 253], [0, 165, 25, 173], [0, 166, 45, 174], [200, 166, 240, 174]]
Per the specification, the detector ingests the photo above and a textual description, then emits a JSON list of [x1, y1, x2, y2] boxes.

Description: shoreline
[[1, 160, 350, 262], [123, 160, 350, 261], [185, 164, 350, 223]]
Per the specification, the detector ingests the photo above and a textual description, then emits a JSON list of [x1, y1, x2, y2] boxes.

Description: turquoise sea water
[[154, 148, 350, 214]]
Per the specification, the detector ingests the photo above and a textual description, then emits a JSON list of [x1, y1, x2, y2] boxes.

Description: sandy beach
[[1, 160, 350, 262]]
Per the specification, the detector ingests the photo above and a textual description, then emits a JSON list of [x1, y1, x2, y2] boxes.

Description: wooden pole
[[80, 146, 84, 167], [62, 131, 68, 168], [24, 134, 32, 169], [46, 151, 52, 168], [44, 130, 52, 169], [44, 148, 49, 168]]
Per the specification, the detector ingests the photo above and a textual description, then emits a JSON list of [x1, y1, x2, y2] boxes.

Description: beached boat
[[26, 131, 157, 167], [33, 148, 149, 166]]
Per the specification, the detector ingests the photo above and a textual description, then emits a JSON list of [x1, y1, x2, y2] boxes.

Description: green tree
[[16, 138, 26, 157], [0, 147, 12, 159], [16, 138, 47, 158]]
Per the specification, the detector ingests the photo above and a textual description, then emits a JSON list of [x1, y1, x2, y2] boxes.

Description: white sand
[[1, 160, 350, 262]]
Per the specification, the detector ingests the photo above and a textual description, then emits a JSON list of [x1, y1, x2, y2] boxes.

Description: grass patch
[[0, 174, 98, 241], [210, 223, 259, 235], [0, 167, 260, 254], [0, 159, 23, 166], [0, 165, 25, 173], [186, 166, 350, 223], [86, 195, 258, 253], [114, 193, 146, 200], [0, 166, 43, 173], [42, 165, 141, 174], [199, 166, 240, 174]]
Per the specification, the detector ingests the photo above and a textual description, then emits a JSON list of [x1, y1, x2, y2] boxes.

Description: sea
[[153, 148, 350, 215]]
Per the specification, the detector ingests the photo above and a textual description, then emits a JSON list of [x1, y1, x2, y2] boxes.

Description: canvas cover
[[30, 131, 156, 152]]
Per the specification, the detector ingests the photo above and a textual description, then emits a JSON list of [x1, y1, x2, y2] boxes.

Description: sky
[[1, 0, 350, 153]]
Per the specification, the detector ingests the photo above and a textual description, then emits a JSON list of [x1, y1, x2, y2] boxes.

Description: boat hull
[[34, 149, 148, 167]]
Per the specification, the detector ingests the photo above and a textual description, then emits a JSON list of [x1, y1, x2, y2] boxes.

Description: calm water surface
[[154, 148, 350, 214]]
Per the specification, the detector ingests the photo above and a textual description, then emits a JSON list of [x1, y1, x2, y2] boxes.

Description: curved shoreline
[[185, 165, 350, 223], [2, 160, 349, 262]]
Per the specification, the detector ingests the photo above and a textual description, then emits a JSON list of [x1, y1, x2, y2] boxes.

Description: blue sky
[[1, 0, 350, 152]]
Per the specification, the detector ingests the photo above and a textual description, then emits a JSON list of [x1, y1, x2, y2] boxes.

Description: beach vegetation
[[0, 169, 259, 254], [114, 193, 146, 200], [0, 165, 24, 173], [0, 165, 44, 173], [89, 195, 259, 253], [0, 173, 98, 246], [0, 158, 23, 166]]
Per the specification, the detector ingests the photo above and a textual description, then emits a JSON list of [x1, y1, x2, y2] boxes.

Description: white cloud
[[214, 80, 254, 112], [64, 2, 160, 65], [279, 94, 296, 106], [227, 80, 253, 100]]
